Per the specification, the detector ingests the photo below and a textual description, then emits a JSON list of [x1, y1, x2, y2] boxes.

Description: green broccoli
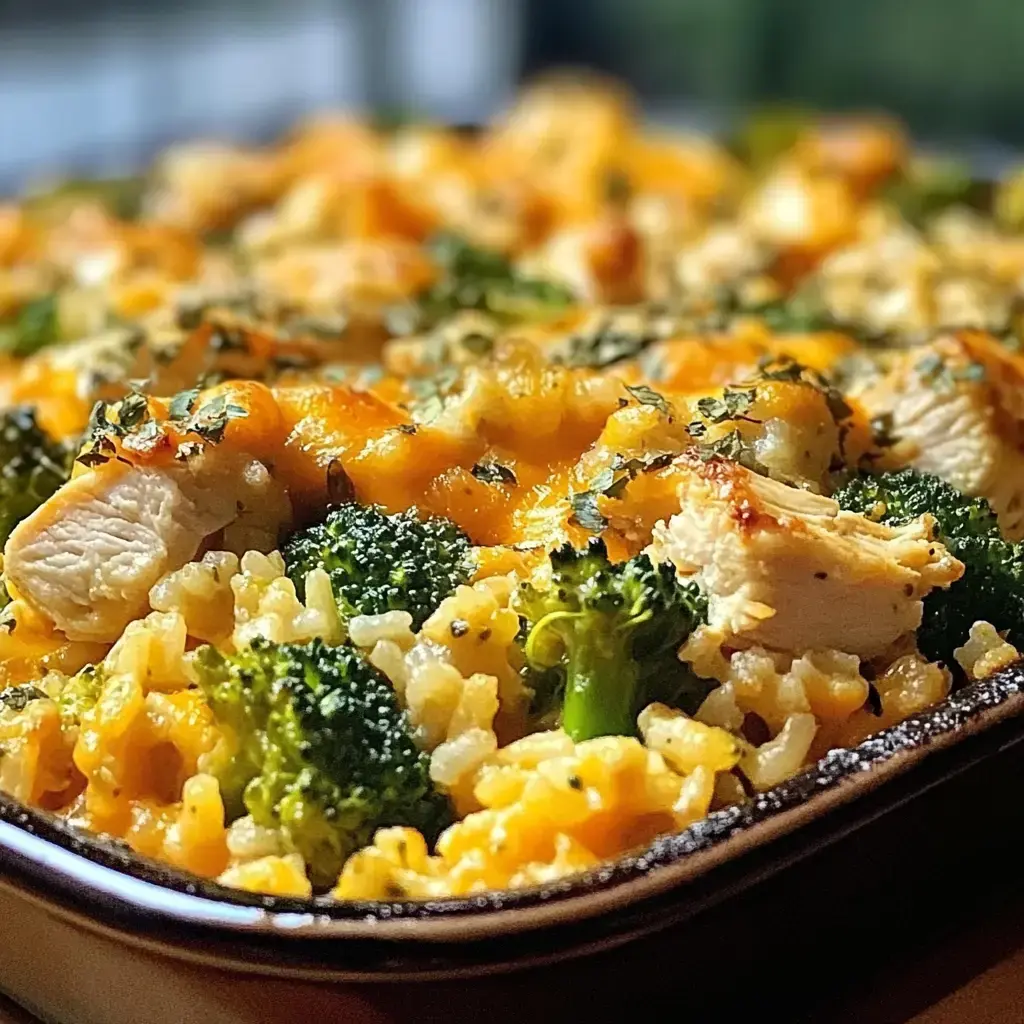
[[0, 294, 61, 358], [0, 406, 75, 549], [515, 538, 709, 742], [194, 637, 451, 888], [727, 105, 815, 170], [23, 176, 146, 222], [883, 158, 991, 228], [282, 502, 474, 631], [834, 468, 1024, 667], [388, 232, 574, 334]]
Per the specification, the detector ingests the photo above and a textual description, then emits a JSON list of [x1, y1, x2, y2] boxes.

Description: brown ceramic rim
[[1, 663, 1023, 954]]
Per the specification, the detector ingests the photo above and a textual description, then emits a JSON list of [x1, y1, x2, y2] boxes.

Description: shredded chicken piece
[[650, 452, 963, 658], [855, 332, 1024, 539], [4, 450, 290, 642]]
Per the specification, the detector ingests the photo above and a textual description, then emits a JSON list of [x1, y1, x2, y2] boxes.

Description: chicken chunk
[[4, 450, 290, 642], [855, 332, 1024, 539], [650, 453, 963, 658]]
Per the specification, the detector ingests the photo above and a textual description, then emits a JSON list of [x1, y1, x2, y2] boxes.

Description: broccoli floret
[[0, 294, 61, 358], [728, 105, 814, 170], [515, 539, 709, 742], [0, 406, 74, 548], [282, 502, 473, 631], [834, 468, 1024, 667], [24, 176, 146, 222], [195, 638, 451, 888], [834, 468, 1000, 540], [883, 158, 990, 228], [390, 233, 574, 333]]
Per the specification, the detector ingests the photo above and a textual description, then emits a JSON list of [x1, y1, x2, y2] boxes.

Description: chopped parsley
[[408, 365, 461, 424], [755, 356, 854, 424], [78, 383, 247, 465], [182, 394, 248, 443], [694, 387, 758, 425], [116, 390, 150, 431], [560, 321, 658, 370], [692, 429, 767, 474], [569, 450, 678, 533], [168, 387, 200, 422], [623, 383, 670, 413], [570, 489, 608, 533], [390, 233, 573, 335], [0, 684, 47, 713], [915, 353, 986, 391], [471, 460, 517, 486]]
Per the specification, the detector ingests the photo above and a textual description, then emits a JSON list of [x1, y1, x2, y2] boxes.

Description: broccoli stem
[[561, 618, 639, 742]]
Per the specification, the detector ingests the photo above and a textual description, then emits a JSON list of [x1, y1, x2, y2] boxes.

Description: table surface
[[3, 905, 1024, 1024], [818, 888, 1024, 1023]]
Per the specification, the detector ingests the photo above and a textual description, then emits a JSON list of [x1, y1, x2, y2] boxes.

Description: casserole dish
[[5, 73, 1024, 1021], [2, 664, 1024, 1024]]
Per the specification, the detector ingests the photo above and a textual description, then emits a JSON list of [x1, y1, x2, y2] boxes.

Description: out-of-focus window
[[0, 0, 366, 187], [0, 0, 521, 189], [521, 0, 1024, 151]]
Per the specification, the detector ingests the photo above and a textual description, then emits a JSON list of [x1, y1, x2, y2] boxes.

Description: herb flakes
[[0, 684, 47, 713], [569, 490, 608, 533], [391, 233, 573, 335], [623, 383, 670, 412], [560, 321, 657, 370], [915, 353, 986, 391], [182, 395, 248, 443], [471, 460, 517, 486], [693, 430, 767, 474], [168, 387, 200, 423], [569, 450, 678, 533], [695, 387, 758, 425], [408, 365, 461, 424]]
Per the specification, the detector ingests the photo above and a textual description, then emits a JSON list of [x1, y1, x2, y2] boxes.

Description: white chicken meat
[[4, 449, 290, 642], [650, 453, 963, 659]]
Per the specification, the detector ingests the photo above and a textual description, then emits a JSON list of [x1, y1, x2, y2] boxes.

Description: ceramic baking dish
[[1, 665, 1024, 1023]]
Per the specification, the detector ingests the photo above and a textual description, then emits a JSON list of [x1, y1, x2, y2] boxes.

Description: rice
[[149, 551, 240, 644], [218, 853, 312, 898], [739, 714, 818, 791], [335, 728, 729, 900], [347, 610, 414, 650], [354, 578, 526, 797], [230, 552, 342, 649], [151, 550, 342, 651], [955, 620, 1020, 681], [0, 541, 985, 899]]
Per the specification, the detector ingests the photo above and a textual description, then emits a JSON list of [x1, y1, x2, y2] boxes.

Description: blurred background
[[3, 0, 1024, 190]]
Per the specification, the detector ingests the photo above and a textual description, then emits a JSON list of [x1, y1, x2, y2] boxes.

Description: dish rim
[[1, 663, 1022, 949]]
